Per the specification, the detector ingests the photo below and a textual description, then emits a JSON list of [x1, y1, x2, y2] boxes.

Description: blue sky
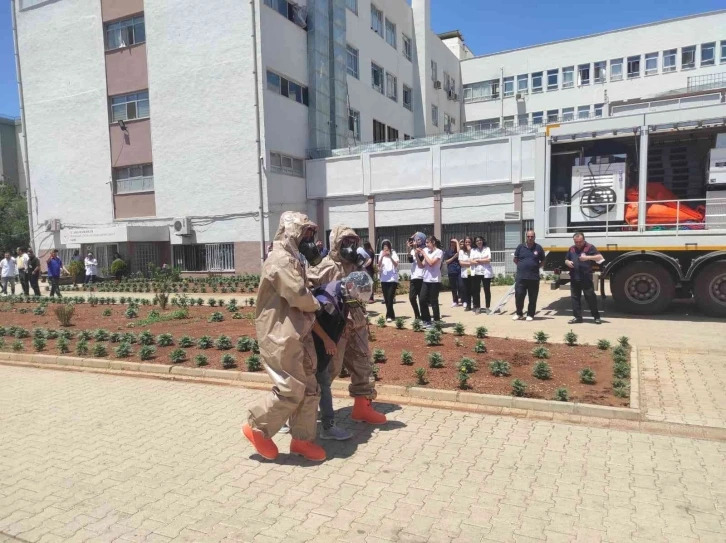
[[0, 0, 724, 118]]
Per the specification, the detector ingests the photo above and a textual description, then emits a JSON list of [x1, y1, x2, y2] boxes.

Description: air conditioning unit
[[570, 162, 627, 223], [504, 211, 521, 222], [172, 217, 191, 236], [434, 80, 442, 89], [44, 219, 61, 232], [516, 93, 524, 100]]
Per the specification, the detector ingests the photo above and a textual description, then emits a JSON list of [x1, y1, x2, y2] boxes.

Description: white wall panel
[[441, 186, 514, 224], [522, 181, 535, 220], [325, 198, 368, 229], [307, 156, 363, 198], [375, 192, 433, 227], [370, 148, 432, 193], [520, 136, 536, 181], [440, 139, 511, 187]]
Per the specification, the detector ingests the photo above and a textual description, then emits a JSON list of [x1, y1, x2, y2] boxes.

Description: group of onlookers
[[1, 247, 41, 296]]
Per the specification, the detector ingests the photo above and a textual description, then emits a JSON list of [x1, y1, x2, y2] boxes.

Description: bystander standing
[[47, 249, 68, 298], [16, 247, 29, 296], [377, 239, 399, 322], [26, 249, 41, 296], [419, 236, 443, 327], [84, 252, 99, 284], [565, 232, 603, 324], [443, 239, 461, 308], [1, 252, 17, 295], [513, 230, 545, 321]]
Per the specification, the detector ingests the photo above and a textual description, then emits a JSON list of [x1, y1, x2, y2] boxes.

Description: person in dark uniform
[[565, 232, 603, 324], [513, 230, 545, 321]]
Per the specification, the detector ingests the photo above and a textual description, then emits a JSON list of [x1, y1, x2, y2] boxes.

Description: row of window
[[360, 56, 413, 110], [266, 70, 309, 106], [430, 61, 457, 94], [464, 41, 726, 103], [105, 15, 145, 51], [372, 119, 412, 144], [464, 103, 606, 131], [269, 152, 304, 178], [346, 0, 412, 62]]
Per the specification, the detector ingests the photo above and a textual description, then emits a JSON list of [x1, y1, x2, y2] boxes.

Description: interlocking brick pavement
[[640, 348, 726, 429], [1, 365, 725, 543]]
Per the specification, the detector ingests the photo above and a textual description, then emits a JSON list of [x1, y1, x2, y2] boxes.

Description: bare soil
[[0, 303, 628, 407]]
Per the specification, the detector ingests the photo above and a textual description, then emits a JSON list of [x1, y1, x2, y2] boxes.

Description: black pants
[[19, 270, 29, 296], [480, 277, 492, 309], [571, 279, 600, 321], [419, 282, 441, 323], [84, 275, 96, 284], [448, 274, 460, 304], [49, 276, 62, 297], [409, 278, 423, 320], [381, 281, 397, 320], [470, 275, 482, 309], [460, 276, 472, 308], [29, 273, 41, 296], [515, 279, 540, 318]]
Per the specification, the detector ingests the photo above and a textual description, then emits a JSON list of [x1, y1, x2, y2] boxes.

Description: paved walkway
[[1, 366, 726, 543]]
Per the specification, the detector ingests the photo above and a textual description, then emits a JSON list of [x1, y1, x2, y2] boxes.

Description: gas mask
[[342, 271, 373, 305], [298, 240, 323, 267], [340, 238, 360, 264]]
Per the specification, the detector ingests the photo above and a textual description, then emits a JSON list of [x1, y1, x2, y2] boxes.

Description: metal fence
[[173, 243, 235, 272]]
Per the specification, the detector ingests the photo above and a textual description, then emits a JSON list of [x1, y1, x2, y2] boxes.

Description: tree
[[0, 186, 29, 252]]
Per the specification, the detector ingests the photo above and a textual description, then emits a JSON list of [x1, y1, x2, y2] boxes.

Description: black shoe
[[594, 319, 602, 325], [568, 318, 583, 324]]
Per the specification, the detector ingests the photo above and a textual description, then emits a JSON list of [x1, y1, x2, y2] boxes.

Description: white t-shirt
[[378, 252, 399, 283], [471, 247, 494, 278], [85, 257, 99, 276], [423, 248, 443, 283], [410, 249, 425, 280], [1, 258, 17, 278], [17, 254, 28, 271], [459, 250, 472, 279]]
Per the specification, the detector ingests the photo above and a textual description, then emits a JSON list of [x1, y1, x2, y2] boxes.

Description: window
[[503, 116, 514, 128], [444, 73, 455, 93], [403, 34, 412, 61], [346, 45, 359, 78], [645, 52, 658, 75], [431, 60, 438, 82], [610, 58, 623, 81], [562, 67, 574, 88], [547, 69, 558, 91], [531, 72, 543, 93], [403, 84, 412, 111], [266, 71, 308, 105], [578, 64, 590, 86], [444, 113, 452, 133], [593, 61, 606, 83], [594, 103, 604, 118], [269, 152, 304, 177], [547, 109, 559, 123], [373, 120, 386, 143], [432, 105, 439, 126], [577, 106, 590, 120], [263, 0, 306, 29], [115, 164, 153, 194], [465, 118, 499, 131], [532, 112, 543, 125], [562, 107, 574, 122], [701, 42, 715, 67], [404, 134, 412, 141], [463, 80, 499, 102], [517, 74, 528, 94], [105, 16, 145, 50], [627, 55, 640, 79], [386, 72, 397, 102], [517, 114, 528, 126], [173, 244, 235, 272], [348, 108, 360, 140], [503, 77, 514, 97], [371, 63, 384, 94], [663, 49, 677, 72], [110, 91, 149, 122], [385, 19, 396, 48], [387, 126, 399, 142], [682, 46, 696, 69], [371, 5, 383, 37], [346, 0, 357, 14], [722, 41, 726, 64]]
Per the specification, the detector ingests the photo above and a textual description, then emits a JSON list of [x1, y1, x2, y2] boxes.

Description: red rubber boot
[[242, 424, 278, 460], [290, 439, 326, 462], [351, 397, 387, 425]]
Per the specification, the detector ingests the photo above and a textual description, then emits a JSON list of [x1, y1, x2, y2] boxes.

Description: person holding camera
[[377, 240, 399, 321], [418, 236, 443, 327], [407, 232, 427, 321]]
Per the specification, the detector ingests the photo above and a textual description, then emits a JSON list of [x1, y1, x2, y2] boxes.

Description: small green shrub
[[14, 328, 29, 339], [169, 348, 186, 363], [237, 336, 254, 352], [139, 345, 156, 361], [54, 304, 75, 326], [453, 323, 465, 336], [32, 327, 46, 339], [553, 388, 569, 402], [457, 357, 477, 374], [102, 308, 112, 317], [597, 339, 611, 350], [475, 326, 488, 339], [114, 342, 132, 358], [76, 339, 89, 356], [412, 319, 423, 332], [432, 321, 444, 332], [179, 335, 194, 348], [92, 343, 108, 358], [194, 354, 208, 367], [12, 340, 24, 352], [580, 368, 596, 385], [77, 330, 91, 341], [400, 351, 414, 365], [613, 361, 630, 379], [371, 363, 380, 381], [612, 379, 630, 398], [57, 337, 70, 354], [215, 335, 233, 350], [564, 330, 578, 346], [245, 354, 262, 372], [208, 299, 217, 307], [415, 367, 427, 385], [532, 361, 552, 380], [617, 336, 630, 348], [489, 360, 511, 377], [512, 379, 527, 397], [232, 313, 243, 320], [93, 329, 110, 342], [428, 352, 444, 368], [109, 332, 121, 343], [208, 312, 224, 323], [533, 331, 549, 344], [473, 340, 487, 354], [120, 332, 137, 344], [457, 370, 469, 389], [138, 330, 155, 346], [612, 345, 627, 358], [156, 333, 174, 347], [45, 329, 59, 340], [58, 329, 73, 340], [531, 346, 550, 359], [372, 348, 386, 362], [32, 337, 46, 352], [376, 316, 386, 328], [124, 306, 138, 319], [425, 328, 442, 346], [221, 353, 236, 369], [395, 318, 405, 330], [197, 335, 213, 349], [32, 305, 47, 316]]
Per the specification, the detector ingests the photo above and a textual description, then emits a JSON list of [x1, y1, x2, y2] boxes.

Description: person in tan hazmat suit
[[242, 211, 329, 462], [307, 226, 387, 425]]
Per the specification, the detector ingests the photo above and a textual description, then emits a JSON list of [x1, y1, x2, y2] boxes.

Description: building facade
[[0, 115, 24, 194]]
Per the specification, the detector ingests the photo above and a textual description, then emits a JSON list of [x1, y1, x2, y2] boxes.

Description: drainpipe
[[11, 0, 35, 251], [500, 66, 504, 126], [250, 0, 266, 268]]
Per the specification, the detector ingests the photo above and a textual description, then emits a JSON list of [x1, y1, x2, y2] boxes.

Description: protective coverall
[[247, 212, 321, 444]]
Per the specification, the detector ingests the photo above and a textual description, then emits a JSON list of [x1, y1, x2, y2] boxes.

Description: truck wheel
[[693, 262, 726, 318], [610, 261, 675, 315]]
